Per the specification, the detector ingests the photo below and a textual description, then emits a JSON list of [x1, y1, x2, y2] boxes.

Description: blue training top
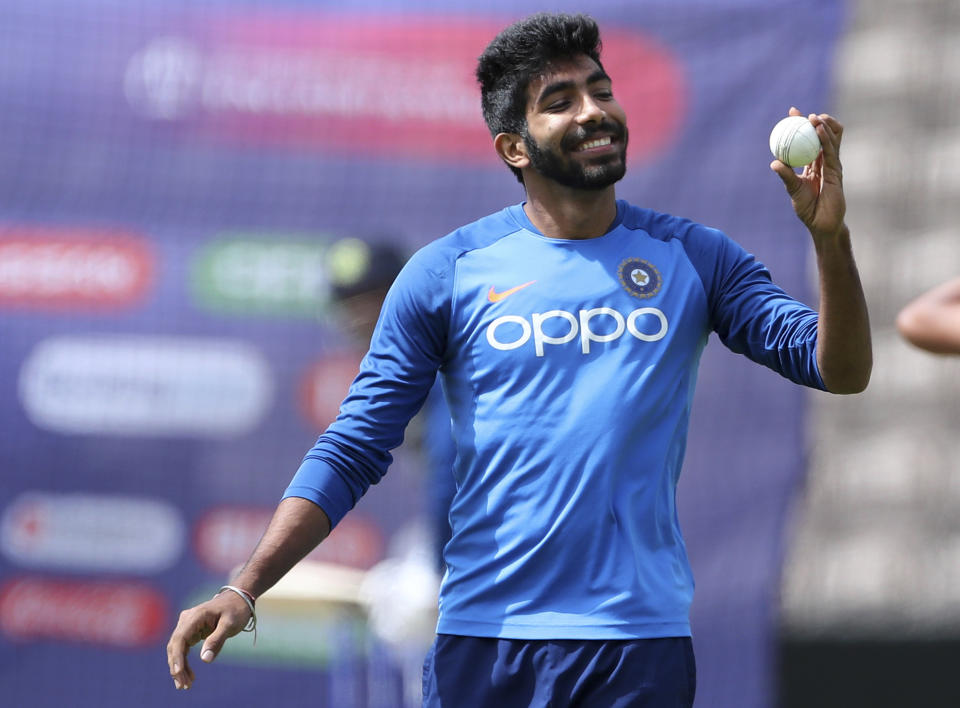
[[284, 200, 825, 640]]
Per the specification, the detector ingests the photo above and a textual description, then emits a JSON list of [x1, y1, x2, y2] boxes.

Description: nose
[[576, 93, 605, 124]]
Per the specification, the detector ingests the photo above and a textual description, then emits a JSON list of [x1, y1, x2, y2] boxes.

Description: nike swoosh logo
[[487, 280, 537, 303]]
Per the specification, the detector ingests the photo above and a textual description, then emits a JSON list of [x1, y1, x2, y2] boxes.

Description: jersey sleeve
[[680, 222, 827, 390], [283, 246, 452, 527]]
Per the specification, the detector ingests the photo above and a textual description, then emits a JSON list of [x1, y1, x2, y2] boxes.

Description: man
[[326, 237, 409, 345], [167, 13, 871, 706], [897, 277, 960, 354]]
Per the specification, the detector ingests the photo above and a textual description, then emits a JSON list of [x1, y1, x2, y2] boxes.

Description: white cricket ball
[[769, 115, 821, 167]]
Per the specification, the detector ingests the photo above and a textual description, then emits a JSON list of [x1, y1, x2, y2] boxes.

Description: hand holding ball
[[769, 115, 821, 167]]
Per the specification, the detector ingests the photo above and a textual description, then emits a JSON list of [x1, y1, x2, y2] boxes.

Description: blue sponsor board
[[0, 1, 845, 707]]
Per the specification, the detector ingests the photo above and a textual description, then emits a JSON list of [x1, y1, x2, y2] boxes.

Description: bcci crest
[[618, 258, 662, 299]]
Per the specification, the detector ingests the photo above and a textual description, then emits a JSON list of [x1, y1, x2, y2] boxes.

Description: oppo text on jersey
[[485, 306, 668, 356]]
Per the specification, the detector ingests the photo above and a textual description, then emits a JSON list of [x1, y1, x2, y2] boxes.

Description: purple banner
[[0, 1, 846, 706]]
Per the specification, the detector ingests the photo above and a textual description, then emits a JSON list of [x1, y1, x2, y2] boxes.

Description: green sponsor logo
[[191, 236, 333, 317]]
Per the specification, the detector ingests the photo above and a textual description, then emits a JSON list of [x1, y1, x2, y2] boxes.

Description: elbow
[[820, 355, 873, 395], [828, 372, 871, 395]]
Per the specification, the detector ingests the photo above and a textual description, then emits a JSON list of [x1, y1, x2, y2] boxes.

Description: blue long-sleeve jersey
[[284, 200, 825, 639]]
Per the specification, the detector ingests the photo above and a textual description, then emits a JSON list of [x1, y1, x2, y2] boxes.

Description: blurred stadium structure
[[0, 1, 957, 707], [780, 0, 960, 705]]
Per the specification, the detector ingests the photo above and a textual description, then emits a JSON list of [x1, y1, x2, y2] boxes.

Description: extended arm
[[771, 108, 872, 393], [897, 277, 960, 354], [166, 249, 449, 691], [166, 497, 330, 690]]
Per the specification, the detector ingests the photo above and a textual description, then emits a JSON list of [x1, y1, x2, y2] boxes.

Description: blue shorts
[[421, 634, 696, 707]]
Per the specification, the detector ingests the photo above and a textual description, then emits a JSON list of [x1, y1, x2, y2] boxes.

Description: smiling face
[[521, 54, 629, 190]]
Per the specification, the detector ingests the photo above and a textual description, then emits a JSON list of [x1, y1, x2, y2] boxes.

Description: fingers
[[772, 110, 847, 238], [785, 108, 844, 155], [167, 606, 212, 690], [166, 606, 218, 690], [787, 108, 842, 141], [774, 108, 844, 185], [167, 635, 191, 690], [812, 112, 843, 141], [810, 115, 843, 179], [166, 594, 252, 690]]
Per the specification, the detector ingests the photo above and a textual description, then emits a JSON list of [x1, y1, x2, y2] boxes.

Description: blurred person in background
[[326, 237, 409, 344], [326, 237, 456, 696], [896, 277, 960, 354], [167, 12, 871, 707], [326, 237, 457, 572]]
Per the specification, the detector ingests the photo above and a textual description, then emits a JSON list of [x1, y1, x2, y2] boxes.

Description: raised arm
[[897, 276, 960, 354], [771, 108, 872, 394], [166, 497, 330, 691]]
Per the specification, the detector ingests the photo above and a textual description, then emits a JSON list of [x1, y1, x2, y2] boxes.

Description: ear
[[494, 132, 530, 172]]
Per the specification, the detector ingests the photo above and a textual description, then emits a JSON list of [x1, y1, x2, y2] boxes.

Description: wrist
[[812, 223, 851, 255], [216, 585, 258, 642], [218, 584, 256, 605]]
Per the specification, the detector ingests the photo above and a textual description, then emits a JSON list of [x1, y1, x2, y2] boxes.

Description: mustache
[[563, 121, 627, 150]]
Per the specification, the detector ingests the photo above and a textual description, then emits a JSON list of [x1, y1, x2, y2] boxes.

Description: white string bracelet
[[217, 585, 257, 645]]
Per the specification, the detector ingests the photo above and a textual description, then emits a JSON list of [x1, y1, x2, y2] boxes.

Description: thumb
[[770, 160, 802, 195], [200, 623, 233, 663], [199, 588, 255, 663], [200, 638, 221, 663]]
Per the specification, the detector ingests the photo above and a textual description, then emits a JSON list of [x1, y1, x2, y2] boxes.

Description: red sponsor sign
[[126, 13, 686, 164], [0, 228, 153, 309], [195, 506, 384, 573], [299, 352, 363, 430], [0, 577, 167, 647]]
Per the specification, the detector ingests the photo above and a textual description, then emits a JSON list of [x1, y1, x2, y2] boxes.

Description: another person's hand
[[897, 276, 960, 354], [166, 589, 253, 690], [771, 107, 846, 243]]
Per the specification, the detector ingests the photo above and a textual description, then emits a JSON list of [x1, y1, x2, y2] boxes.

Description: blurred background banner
[[0, 1, 846, 707]]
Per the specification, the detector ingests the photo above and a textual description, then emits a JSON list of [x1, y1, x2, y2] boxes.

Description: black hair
[[476, 13, 605, 182]]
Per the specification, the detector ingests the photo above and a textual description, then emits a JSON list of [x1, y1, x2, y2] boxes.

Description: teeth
[[579, 137, 612, 150]]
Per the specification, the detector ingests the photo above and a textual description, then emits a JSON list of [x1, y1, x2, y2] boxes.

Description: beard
[[522, 121, 628, 190]]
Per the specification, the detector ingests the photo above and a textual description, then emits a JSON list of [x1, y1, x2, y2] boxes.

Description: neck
[[521, 180, 618, 240]]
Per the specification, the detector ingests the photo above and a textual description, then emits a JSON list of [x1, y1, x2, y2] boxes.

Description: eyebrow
[[535, 69, 611, 105]]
